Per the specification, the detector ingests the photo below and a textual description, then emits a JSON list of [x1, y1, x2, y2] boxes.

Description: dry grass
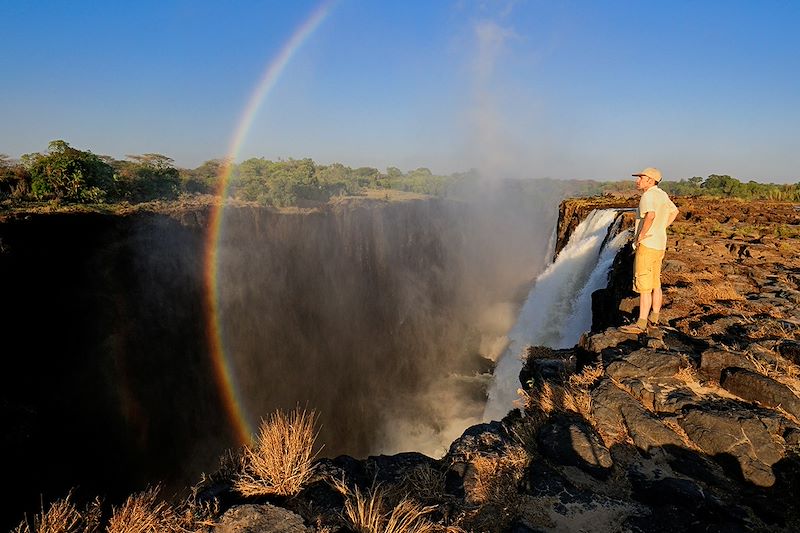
[[332, 479, 436, 533], [693, 282, 745, 303], [463, 446, 528, 507], [13, 493, 104, 533], [234, 407, 321, 497], [746, 352, 800, 397], [106, 487, 185, 533], [13, 492, 83, 533], [562, 365, 603, 419], [521, 365, 602, 422], [399, 464, 446, 502]]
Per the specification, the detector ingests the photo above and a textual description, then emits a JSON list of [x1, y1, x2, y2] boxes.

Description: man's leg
[[652, 286, 663, 315], [638, 290, 652, 328]]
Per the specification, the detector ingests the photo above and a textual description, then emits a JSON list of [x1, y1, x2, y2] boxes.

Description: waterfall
[[483, 209, 628, 421]]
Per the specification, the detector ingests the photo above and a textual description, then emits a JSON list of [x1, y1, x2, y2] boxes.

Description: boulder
[[605, 349, 682, 381], [721, 367, 800, 420], [591, 379, 684, 451], [699, 349, 756, 381], [678, 406, 785, 487], [214, 504, 310, 533]]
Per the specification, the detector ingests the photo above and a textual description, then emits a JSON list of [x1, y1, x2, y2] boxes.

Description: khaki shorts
[[633, 244, 665, 293]]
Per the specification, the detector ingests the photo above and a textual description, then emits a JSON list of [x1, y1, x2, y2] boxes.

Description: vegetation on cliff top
[[2, 141, 799, 211]]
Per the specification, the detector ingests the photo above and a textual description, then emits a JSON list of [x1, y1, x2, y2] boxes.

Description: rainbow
[[204, 0, 334, 446]]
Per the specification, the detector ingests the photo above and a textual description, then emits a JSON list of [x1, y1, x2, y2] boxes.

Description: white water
[[483, 209, 627, 421]]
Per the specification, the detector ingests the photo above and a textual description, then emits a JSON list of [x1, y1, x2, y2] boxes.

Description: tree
[[180, 158, 226, 194], [113, 153, 181, 201], [27, 140, 114, 202]]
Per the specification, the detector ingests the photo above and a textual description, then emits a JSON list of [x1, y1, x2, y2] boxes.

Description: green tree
[[27, 140, 114, 202], [113, 153, 181, 201], [180, 158, 226, 194]]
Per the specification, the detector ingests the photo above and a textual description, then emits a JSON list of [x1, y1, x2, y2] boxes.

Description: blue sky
[[2, 0, 799, 182]]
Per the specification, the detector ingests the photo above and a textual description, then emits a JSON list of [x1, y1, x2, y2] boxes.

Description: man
[[619, 167, 679, 334]]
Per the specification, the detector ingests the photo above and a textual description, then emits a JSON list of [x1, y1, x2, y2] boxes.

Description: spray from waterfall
[[483, 209, 628, 421]]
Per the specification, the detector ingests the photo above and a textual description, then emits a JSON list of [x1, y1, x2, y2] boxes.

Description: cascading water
[[483, 209, 629, 421]]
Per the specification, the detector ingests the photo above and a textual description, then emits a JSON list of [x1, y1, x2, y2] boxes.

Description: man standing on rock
[[620, 167, 679, 334]]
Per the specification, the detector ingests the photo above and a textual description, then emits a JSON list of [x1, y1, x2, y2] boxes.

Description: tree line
[[2, 140, 799, 207]]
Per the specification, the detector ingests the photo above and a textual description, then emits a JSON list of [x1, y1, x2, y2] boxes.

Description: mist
[[214, 182, 560, 458]]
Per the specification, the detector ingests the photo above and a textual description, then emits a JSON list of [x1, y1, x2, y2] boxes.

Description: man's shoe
[[619, 323, 647, 335]]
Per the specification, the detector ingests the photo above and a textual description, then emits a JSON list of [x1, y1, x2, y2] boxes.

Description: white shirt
[[636, 186, 678, 251]]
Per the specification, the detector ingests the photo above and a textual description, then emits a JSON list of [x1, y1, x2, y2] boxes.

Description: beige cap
[[632, 167, 662, 183]]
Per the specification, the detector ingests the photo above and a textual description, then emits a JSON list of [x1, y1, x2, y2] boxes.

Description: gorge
[[0, 186, 557, 528], [4, 193, 800, 532]]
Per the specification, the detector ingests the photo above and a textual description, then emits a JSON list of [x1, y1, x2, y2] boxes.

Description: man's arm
[[637, 211, 655, 243]]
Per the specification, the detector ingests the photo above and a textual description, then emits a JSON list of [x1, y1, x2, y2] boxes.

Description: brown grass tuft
[[106, 487, 184, 533], [332, 479, 436, 533], [463, 446, 528, 507], [13, 493, 105, 533], [13, 492, 83, 533], [234, 407, 321, 497], [399, 464, 446, 503], [522, 365, 602, 421]]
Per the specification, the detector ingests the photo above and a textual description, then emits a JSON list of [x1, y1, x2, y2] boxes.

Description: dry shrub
[[693, 282, 744, 303], [234, 407, 321, 497], [332, 479, 436, 533], [106, 487, 184, 533], [562, 365, 603, 419], [521, 365, 602, 421], [13, 493, 104, 533], [399, 464, 446, 502], [456, 447, 528, 533], [13, 493, 82, 533], [463, 446, 528, 507]]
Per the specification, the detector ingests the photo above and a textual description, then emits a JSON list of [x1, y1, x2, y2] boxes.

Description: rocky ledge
[[184, 197, 800, 532]]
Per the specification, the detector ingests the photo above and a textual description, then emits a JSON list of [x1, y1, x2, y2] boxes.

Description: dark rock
[[662, 259, 688, 273], [606, 349, 682, 381], [214, 503, 310, 532], [679, 406, 784, 487], [537, 413, 613, 477], [721, 367, 800, 420], [699, 349, 756, 381], [581, 328, 640, 353], [364, 452, 438, 485], [778, 340, 800, 365], [591, 379, 684, 451], [447, 420, 512, 458]]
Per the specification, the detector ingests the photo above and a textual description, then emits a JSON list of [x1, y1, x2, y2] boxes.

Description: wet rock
[[721, 367, 800, 419], [537, 413, 613, 477], [214, 504, 310, 533]]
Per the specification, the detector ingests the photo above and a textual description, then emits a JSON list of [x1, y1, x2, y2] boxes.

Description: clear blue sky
[[2, 0, 799, 182]]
